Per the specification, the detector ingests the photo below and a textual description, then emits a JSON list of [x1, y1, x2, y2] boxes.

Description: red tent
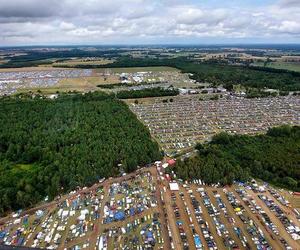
[[167, 159, 176, 166]]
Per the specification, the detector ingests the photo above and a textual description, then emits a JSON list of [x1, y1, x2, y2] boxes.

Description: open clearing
[[57, 76, 119, 90], [282, 192, 300, 208], [0, 60, 8, 65], [17, 75, 119, 94], [52, 58, 115, 67]]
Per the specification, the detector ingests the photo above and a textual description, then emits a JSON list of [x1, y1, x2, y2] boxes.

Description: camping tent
[[114, 211, 125, 221]]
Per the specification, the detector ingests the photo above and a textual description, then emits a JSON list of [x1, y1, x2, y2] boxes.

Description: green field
[[52, 58, 114, 67], [254, 61, 300, 72], [94, 66, 178, 73]]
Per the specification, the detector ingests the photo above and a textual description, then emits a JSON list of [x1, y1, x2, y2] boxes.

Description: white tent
[[169, 182, 179, 191]]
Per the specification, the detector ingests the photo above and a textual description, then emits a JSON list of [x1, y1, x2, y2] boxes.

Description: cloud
[[0, 0, 299, 45], [0, 0, 62, 18], [279, 0, 300, 8], [161, 5, 229, 28], [275, 21, 300, 34]]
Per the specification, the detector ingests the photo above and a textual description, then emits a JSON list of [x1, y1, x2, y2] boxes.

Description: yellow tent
[[234, 207, 241, 212]]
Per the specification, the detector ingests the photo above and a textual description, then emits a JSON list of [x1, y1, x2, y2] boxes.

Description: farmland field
[[254, 61, 300, 72], [35, 76, 120, 93], [52, 58, 115, 67], [94, 66, 179, 73], [0, 60, 8, 65]]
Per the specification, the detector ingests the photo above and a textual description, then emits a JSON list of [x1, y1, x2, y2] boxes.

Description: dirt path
[[163, 188, 183, 250], [175, 191, 196, 250], [219, 190, 256, 249], [249, 190, 300, 249], [267, 191, 300, 229], [181, 188, 208, 249], [87, 184, 109, 250], [194, 191, 225, 249], [231, 188, 281, 249], [206, 188, 245, 250], [154, 172, 172, 250]]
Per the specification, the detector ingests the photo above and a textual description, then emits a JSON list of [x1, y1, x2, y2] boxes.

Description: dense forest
[[173, 126, 300, 191], [116, 87, 179, 99], [0, 92, 161, 215], [97, 83, 136, 89], [178, 62, 300, 91]]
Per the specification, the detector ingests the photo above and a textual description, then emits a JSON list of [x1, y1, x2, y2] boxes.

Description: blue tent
[[130, 208, 135, 216], [176, 221, 183, 226], [114, 211, 125, 221], [146, 231, 154, 240], [0, 231, 6, 239]]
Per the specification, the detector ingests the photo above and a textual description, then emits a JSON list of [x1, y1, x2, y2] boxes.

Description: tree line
[[116, 87, 179, 99], [172, 126, 300, 191], [0, 49, 122, 68]]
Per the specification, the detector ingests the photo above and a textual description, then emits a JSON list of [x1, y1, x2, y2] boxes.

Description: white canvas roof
[[169, 182, 179, 191], [162, 163, 169, 168]]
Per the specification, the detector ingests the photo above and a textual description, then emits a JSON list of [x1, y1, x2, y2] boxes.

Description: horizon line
[[1, 43, 300, 48]]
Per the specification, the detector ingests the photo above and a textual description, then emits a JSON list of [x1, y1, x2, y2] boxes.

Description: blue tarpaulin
[[194, 235, 202, 248], [114, 211, 125, 221], [0, 231, 6, 239]]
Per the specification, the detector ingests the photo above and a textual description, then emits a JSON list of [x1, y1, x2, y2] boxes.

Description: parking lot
[[130, 96, 300, 155], [1, 163, 300, 249], [0, 69, 93, 95], [157, 162, 300, 250]]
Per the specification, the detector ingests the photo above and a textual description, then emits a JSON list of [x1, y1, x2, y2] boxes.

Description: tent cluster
[[0, 69, 92, 96], [130, 95, 300, 155], [103, 172, 157, 224], [0, 186, 104, 249]]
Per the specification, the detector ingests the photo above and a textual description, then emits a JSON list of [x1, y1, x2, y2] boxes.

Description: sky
[[0, 0, 300, 46]]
